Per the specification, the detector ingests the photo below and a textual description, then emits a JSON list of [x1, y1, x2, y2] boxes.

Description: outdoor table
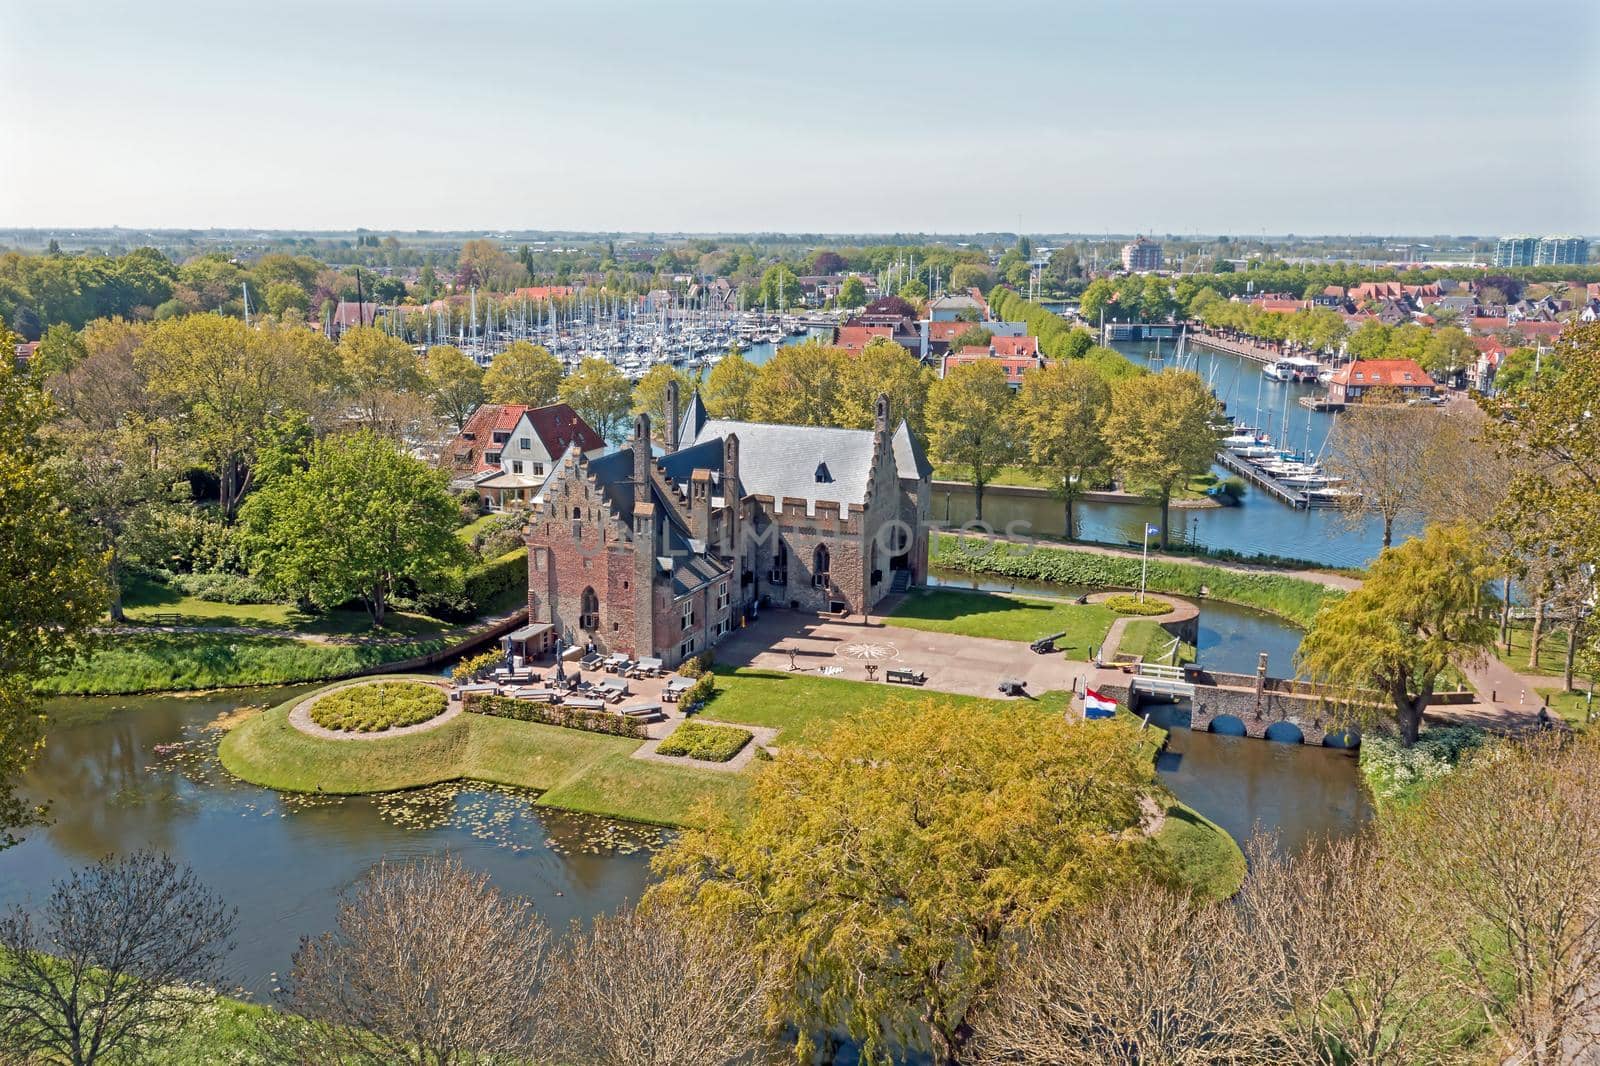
[[621, 702, 664, 720], [635, 656, 664, 676], [509, 688, 558, 702], [664, 676, 694, 691], [563, 697, 606, 710], [456, 683, 496, 696]]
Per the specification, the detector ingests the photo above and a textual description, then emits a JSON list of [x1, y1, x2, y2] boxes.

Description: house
[[1326, 359, 1437, 404], [444, 403, 607, 509], [512, 383, 931, 666], [510, 285, 575, 302], [926, 293, 986, 322], [941, 346, 1045, 388]]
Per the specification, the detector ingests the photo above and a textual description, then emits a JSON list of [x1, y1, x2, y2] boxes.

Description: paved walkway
[[1091, 592, 1200, 663], [714, 607, 1088, 700], [630, 719, 780, 773], [287, 679, 462, 740]]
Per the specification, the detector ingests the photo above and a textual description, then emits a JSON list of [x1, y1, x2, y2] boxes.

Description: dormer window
[[493, 431, 511, 444], [486, 451, 501, 464], [814, 462, 833, 484]]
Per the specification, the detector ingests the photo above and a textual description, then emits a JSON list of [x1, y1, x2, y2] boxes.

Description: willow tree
[[1297, 523, 1497, 746], [651, 701, 1160, 1065]]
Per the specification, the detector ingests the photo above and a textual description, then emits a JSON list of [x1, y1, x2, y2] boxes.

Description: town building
[[511, 383, 931, 666], [1326, 359, 1437, 404], [444, 402, 607, 510], [1121, 237, 1163, 272], [1494, 236, 1539, 268], [1534, 235, 1589, 266]]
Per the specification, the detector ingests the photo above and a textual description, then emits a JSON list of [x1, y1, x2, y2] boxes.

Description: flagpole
[[1140, 525, 1150, 604]]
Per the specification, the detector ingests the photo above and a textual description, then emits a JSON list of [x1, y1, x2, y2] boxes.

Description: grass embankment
[[1153, 803, 1247, 902], [119, 573, 451, 636], [1538, 687, 1594, 729], [1117, 620, 1196, 666], [220, 682, 747, 828], [933, 465, 1219, 501], [39, 633, 449, 696], [933, 534, 1339, 627], [1495, 623, 1575, 677], [884, 588, 1115, 657]]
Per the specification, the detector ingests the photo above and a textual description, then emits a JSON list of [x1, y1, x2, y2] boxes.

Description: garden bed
[[1103, 594, 1173, 616], [656, 722, 754, 763], [309, 681, 445, 733]]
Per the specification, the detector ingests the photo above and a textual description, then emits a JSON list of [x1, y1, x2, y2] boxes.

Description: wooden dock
[[1298, 395, 1346, 413], [1216, 450, 1308, 509], [1189, 332, 1282, 366]]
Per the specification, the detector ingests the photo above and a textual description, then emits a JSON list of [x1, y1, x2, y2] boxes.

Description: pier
[[1188, 331, 1285, 366], [1298, 395, 1346, 413], [1216, 449, 1308, 509]]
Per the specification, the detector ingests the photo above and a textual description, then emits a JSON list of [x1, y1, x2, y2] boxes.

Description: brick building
[[444, 402, 607, 509], [1326, 359, 1436, 404], [512, 383, 931, 666]]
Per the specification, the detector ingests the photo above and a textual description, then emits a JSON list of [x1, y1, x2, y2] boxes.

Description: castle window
[[579, 587, 599, 631], [769, 541, 788, 585], [812, 544, 830, 589], [573, 506, 582, 519]]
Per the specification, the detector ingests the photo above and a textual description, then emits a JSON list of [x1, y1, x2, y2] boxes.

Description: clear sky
[[3, 0, 1596, 235]]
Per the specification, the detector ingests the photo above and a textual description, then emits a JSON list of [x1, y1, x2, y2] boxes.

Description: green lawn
[[1497, 624, 1575, 678], [1153, 802, 1247, 901], [883, 588, 1116, 657], [1539, 686, 1596, 729], [1117, 619, 1196, 666], [119, 574, 451, 637], [456, 512, 505, 542], [932, 465, 1216, 500], [40, 632, 447, 696]]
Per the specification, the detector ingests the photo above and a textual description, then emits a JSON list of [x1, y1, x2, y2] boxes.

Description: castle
[[511, 382, 930, 666]]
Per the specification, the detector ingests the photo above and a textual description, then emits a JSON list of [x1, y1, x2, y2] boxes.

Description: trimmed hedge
[[656, 721, 753, 762], [1103, 594, 1173, 616], [463, 548, 527, 608], [680, 672, 716, 711], [310, 682, 446, 733], [466, 692, 646, 739], [933, 535, 1338, 627]]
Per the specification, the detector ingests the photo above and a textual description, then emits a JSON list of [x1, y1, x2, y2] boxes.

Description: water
[[0, 688, 659, 996]]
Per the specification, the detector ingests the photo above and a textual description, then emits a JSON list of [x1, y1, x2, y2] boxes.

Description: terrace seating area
[[450, 653, 693, 727]]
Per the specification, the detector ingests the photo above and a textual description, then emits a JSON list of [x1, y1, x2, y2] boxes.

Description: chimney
[[874, 393, 891, 435], [722, 432, 742, 566], [664, 379, 680, 454], [631, 413, 651, 504]]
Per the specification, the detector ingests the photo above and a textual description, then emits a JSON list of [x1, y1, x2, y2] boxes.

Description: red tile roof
[[524, 402, 604, 457], [1469, 317, 1564, 337], [989, 335, 1040, 357], [510, 285, 574, 301], [448, 403, 530, 476], [943, 351, 1043, 384], [1328, 359, 1436, 390], [834, 324, 894, 353]]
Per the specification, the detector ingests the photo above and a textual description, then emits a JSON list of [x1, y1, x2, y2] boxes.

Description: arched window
[[812, 544, 830, 589], [579, 586, 599, 630], [572, 506, 583, 520]]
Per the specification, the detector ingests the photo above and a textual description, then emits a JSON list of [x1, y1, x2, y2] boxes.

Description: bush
[[466, 693, 646, 739], [1103, 594, 1173, 616], [451, 649, 501, 683], [309, 682, 446, 733], [680, 672, 716, 711], [932, 535, 1338, 627], [461, 549, 528, 612], [656, 721, 752, 762], [1359, 726, 1487, 808], [677, 651, 715, 679], [168, 571, 279, 605]]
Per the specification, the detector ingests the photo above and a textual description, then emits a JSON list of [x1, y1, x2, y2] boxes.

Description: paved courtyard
[[714, 604, 1090, 701]]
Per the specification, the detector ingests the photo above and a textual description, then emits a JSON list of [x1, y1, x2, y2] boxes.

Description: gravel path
[[287, 679, 462, 741]]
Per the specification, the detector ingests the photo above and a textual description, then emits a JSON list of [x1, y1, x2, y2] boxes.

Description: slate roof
[[676, 389, 709, 445], [691, 418, 928, 509]]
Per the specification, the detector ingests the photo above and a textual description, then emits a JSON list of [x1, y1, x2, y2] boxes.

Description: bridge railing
[[1136, 662, 1187, 681]]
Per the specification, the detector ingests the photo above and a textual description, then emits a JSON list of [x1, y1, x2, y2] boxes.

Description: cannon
[[1029, 631, 1067, 655]]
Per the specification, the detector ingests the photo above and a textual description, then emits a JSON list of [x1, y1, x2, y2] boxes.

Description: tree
[[1297, 523, 1497, 746], [703, 347, 760, 420], [1345, 320, 1393, 360], [748, 340, 849, 427], [337, 325, 426, 439], [756, 264, 801, 308], [548, 905, 771, 1066], [423, 344, 484, 432], [1322, 403, 1441, 549], [0, 355, 105, 845], [1393, 733, 1600, 1065], [1421, 325, 1473, 377], [482, 340, 562, 408], [652, 701, 1159, 1065], [264, 280, 309, 317], [241, 430, 466, 627], [834, 338, 931, 437], [44, 318, 150, 433], [631, 363, 696, 439], [0, 851, 236, 1066], [969, 882, 1273, 1065], [1078, 277, 1116, 323], [837, 275, 867, 308], [557, 357, 633, 443], [925, 359, 1015, 521], [948, 263, 993, 295], [32, 322, 85, 377], [1016, 361, 1111, 540], [1103, 370, 1220, 548], [271, 856, 552, 1066], [950, 326, 993, 350]]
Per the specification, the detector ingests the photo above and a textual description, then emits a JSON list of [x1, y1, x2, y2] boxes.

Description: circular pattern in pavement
[[840, 641, 898, 662]]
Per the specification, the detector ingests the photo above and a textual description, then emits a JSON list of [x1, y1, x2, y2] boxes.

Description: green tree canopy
[[651, 700, 1160, 1065], [337, 326, 425, 439], [1016, 360, 1112, 539], [834, 339, 931, 438], [423, 345, 484, 433], [482, 340, 562, 408], [241, 430, 466, 627], [1103, 370, 1220, 548], [749, 341, 850, 427], [703, 347, 760, 420], [631, 364, 696, 439], [837, 276, 867, 308], [557, 357, 633, 443], [926, 359, 1015, 520], [1297, 523, 1497, 746]]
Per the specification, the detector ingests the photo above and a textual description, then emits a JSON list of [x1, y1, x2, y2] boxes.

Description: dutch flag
[[1083, 687, 1118, 720]]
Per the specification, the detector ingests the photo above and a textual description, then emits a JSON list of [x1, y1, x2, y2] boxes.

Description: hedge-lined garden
[[656, 721, 753, 762], [466, 692, 647, 739], [309, 681, 445, 733], [1103, 594, 1173, 616], [932, 535, 1339, 627]]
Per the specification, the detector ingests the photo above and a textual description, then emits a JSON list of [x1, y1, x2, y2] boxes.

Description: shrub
[[168, 571, 279, 605], [452, 649, 502, 683], [656, 722, 752, 762], [461, 549, 528, 612], [680, 672, 716, 711], [466, 693, 646, 739], [1103, 594, 1173, 616], [677, 651, 715, 679], [1359, 726, 1487, 808], [309, 682, 446, 733]]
